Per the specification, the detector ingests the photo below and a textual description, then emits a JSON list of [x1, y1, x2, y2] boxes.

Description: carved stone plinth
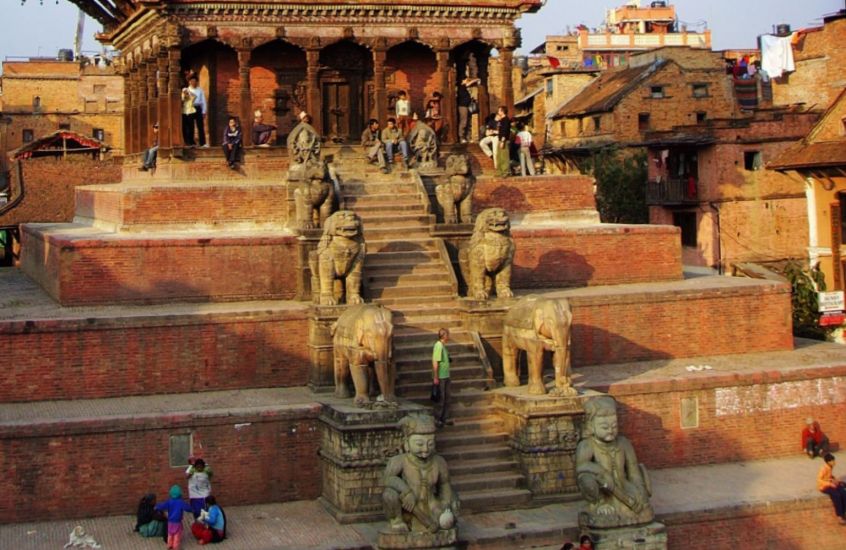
[[583, 522, 668, 550], [308, 305, 345, 392], [296, 230, 321, 301], [377, 528, 458, 549], [493, 387, 598, 501], [318, 400, 426, 523], [458, 298, 510, 375]]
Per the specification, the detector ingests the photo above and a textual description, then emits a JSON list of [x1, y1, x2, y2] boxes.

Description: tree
[[783, 260, 832, 341], [579, 147, 648, 224]]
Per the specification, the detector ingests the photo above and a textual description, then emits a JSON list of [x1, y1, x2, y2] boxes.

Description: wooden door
[[322, 81, 351, 141]]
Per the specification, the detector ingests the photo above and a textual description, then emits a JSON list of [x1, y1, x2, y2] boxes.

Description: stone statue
[[294, 161, 335, 230], [332, 304, 395, 408], [310, 210, 365, 306], [576, 396, 654, 529], [380, 414, 458, 548], [287, 114, 321, 168], [436, 154, 474, 224], [503, 296, 576, 397], [458, 207, 515, 300], [407, 118, 438, 169]]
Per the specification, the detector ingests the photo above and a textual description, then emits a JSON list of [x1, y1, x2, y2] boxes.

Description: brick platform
[[74, 180, 290, 232], [0, 388, 322, 523], [511, 223, 683, 288], [20, 224, 300, 305], [474, 174, 600, 225], [577, 338, 846, 469], [122, 146, 290, 182], [0, 270, 310, 402]]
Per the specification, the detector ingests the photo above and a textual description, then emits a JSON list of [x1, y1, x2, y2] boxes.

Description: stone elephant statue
[[332, 304, 395, 408], [502, 295, 576, 396]]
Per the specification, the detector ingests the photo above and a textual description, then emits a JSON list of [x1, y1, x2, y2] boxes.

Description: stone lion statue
[[309, 210, 365, 305], [458, 207, 515, 300], [294, 161, 335, 230], [436, 154, 474, 224]]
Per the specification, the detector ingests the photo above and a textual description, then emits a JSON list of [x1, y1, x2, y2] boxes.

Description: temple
[[71, 0, 541, 153]]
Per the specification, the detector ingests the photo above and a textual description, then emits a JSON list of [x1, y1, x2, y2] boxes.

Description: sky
[[0, 0, 843, 63]]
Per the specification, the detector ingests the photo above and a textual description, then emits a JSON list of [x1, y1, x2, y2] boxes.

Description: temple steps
[[365, 282, 455, 299], [450, 471, 525, 494], [365, 272, 453, 287], [447, 457, 522, 478], [432, 430, 509, 451], [396, 378, 491, 398], [458, 488, 533, 513]]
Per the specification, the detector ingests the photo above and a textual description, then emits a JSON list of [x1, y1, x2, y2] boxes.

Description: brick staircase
[[334, 157, 533, 512]]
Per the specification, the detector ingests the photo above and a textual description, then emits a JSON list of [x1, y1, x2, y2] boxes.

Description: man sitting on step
[[381, 117, 410, 171], [361, 119, 388, 174]]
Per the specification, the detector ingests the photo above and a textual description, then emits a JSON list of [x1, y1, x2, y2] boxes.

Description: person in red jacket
[[803, 418, 831, 458]]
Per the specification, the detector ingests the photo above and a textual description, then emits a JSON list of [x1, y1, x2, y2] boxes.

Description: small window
[[638, 113, 650, 131], [680, 396, 699, 429], [58, 123, 71, 131], [545, 79, 553, 97], [169, 434, 193, 467], [557, 45, 570, 52], [696, 111, 707, 124], [106, 99, 121, 113], [22, 129, 34, 143], [93, 128, 105, 141], [93, 84, 106, 94], [744, 151, 762, 171], [692, 83, 708, 98], [593, 116, 601, 132], [560, 120, 567, 137], [84, 99, 98, 113], [650, 85, 665, 99], [32, 96, 41, 110], [673, 211, 697, 247]]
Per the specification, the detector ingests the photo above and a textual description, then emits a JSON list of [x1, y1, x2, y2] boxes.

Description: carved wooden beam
[[66, 0, 119, 27]]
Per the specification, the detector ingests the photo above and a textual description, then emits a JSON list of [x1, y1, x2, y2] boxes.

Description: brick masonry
[[473, 175, 597, 214], [0, 407, 321, 523], [0, 306, 310, 402]]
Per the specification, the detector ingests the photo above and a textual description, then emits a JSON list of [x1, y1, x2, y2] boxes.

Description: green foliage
[[579, 147, 648, 224], [783, 260, 831, 340]]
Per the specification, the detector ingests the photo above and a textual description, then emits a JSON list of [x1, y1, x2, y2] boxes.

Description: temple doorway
[[319, 41, 373, 142]]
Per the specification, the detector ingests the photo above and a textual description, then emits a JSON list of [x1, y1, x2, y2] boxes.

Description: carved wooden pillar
[[156, 51, 170, 148], [167, 47, 183, 146], [238, 48, 252, 145], [123, 65, 134, 154], [128, 66, 141, 154], [146, 56, 158, 149], [373, 48, 387, 124], [436, 49, 454, 144], [500, 47, 515, 115], [306, 48, 321, 136], [137, 61, 149, 153]]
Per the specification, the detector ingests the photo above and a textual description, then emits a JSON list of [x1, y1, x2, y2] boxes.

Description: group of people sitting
[[360, 112, 437, 174], [133, 458, 226, 549]]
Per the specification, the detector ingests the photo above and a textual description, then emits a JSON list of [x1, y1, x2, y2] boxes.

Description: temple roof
[[10, 131, 110, 160]]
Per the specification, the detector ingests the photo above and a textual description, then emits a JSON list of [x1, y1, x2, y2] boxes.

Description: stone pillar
[[167, 47, 183, 147], [156, 51, 170, 148], [436, 49, 454, 143], [306, 48, 321, 136], [499, 47, 515, 116], [238, 48, 252, 146], [372, 48, 387, 123], [308, 306, 344, 392]]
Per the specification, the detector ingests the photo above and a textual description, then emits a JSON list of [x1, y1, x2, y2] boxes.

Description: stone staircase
[[334, 158, 533, 512]]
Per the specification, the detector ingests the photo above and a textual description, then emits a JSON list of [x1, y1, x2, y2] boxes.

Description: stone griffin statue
[[379, 414, 459, 549], [294, 160, 335, 230], [287, 113, 321, 169], [576, 396, 654, 529], [436, 154, 474, 224], [407, 117, 438, 169], [502, 296, 576, 397], [458, 208, 515, 300], [310, 210, 365, 306], [332, 304, 395, 408]]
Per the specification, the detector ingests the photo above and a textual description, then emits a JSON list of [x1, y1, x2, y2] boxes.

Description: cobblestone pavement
[[0, 456, 829, 550]]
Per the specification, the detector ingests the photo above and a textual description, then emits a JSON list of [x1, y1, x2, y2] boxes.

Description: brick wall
[[386, 43, 440, 118], [588, 367, 845, 469], [0, 408, 321, 522], [473, 175, 597, 215], [0, 308, 310, 402], [250, 41, 307, 142], [0, 157, 121, 227]]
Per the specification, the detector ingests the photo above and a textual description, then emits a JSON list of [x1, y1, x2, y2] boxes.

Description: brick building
[[645, 107, 820, 269], [770, 87, 846, 294], [0, 58, 124, 154]]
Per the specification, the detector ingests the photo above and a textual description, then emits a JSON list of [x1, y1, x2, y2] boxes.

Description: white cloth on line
[[760, 34, 795, 79]]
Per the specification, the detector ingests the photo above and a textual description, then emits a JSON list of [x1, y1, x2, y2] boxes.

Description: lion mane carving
[[458, 207, 515, 300], [309, 210, 366, 305]]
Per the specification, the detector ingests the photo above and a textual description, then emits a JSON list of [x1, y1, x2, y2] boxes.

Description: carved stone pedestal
[[296, 229, 321, 301], [308, 305, 345, 392], [377, 527, 458, 550], [318, 399, 427, 523], [493, 387, 597, 501], [583, 522, 668, 550]]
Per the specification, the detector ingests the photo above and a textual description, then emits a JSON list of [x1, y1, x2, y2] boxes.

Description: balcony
[[579, 29, 710, 51], [646, 178, 699, 206]]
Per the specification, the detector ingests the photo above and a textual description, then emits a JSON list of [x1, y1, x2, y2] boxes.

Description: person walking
[[516, 123, 535, 176], [818, 453, 846, 524], [182, 74, 207, 147], [432, 328, 452, 428], [155, 485, 193, 550]]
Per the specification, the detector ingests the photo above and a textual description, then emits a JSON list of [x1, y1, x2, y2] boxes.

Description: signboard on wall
[[818, 291, 845, 313]]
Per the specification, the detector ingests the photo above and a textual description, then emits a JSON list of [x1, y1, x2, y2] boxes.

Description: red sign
[[819, 312, 846, 327]]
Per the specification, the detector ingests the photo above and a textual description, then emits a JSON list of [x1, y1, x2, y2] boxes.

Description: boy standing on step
[[432, 328, 453, 427]]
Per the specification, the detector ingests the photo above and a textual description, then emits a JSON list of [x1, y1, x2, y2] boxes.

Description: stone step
[[397, 378, 491, 398], [440, 442, 513, 462], [451, 471, 525, 493], [344, 194, 424, 207], [396, 364, 485, 384], [361, 227, 432, 240], [375, 294, 459, 308], [367, 238, 439, 253], [391, 313, 462, 326], [366, 249, 442, 263], [393, 319, 464, 335], [365, 282, 454, 299], [386, 304, 462, 319], [340, 180, 418, 193], [354, 214, 434, 228], [352, 203, 428, 215], [365, 272, 453, 288], [364, 263, 447, 277], [436, 431, 509, 450], [458, 488, 533, 512], [395, 352, 480, 369], [447, 457, 522, 478]]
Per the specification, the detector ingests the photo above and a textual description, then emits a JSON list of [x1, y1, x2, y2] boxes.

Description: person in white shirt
[[394, 90, 411, 135], [516, 123, 535, 176], [181, 74, 207, 147]]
